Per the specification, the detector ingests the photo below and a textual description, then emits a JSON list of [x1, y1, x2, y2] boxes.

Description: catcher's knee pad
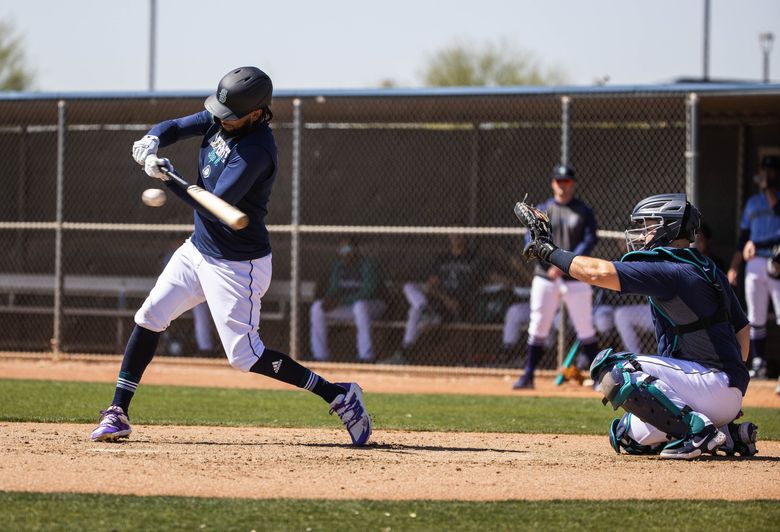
[[589, 348, 636, 383], [608, 413, 664, 455], [597, 358, 702, 440]]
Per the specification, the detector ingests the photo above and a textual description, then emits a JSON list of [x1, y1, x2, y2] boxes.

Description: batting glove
[[132, 135, 160, 165], [144, 156, 172, 181]]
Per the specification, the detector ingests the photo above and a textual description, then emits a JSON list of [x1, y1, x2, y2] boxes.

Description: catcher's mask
[[625, 193, 701, 252]]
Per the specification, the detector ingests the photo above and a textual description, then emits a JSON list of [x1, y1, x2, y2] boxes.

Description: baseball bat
[[162, 168, 249, 230]]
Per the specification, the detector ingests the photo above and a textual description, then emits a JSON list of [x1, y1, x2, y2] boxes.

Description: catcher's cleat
[[722, 421, 758, 457], [659, 425, 726, 460]]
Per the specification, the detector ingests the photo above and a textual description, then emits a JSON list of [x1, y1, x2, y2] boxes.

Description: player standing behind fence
[[512, 164, 600, 389], [91, 67, 371, 446], [515, 193, 757, 459], [727, 155, 780, 380]]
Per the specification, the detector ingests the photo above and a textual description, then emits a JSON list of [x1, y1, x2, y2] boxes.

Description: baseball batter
[[727, 155, 780, 379], [513, 164, 600, 389], [91, 67, 371, 446], [515, 193, 757, 459]]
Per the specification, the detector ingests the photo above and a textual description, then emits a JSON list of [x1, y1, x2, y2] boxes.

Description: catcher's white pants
[[625, 356, 743, 446], [135, 239, 272, 371], [614, 304, 654, 354], [745, 257, 780, 332], [528, 276, 595, 344], [310, 299, 387, 361]]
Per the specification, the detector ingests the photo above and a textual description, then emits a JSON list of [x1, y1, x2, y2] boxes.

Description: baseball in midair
[[141, 188, 167, 207]]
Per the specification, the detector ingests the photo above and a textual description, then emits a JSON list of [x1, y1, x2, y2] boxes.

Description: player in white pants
[[727, 155, 780, 378], [513, 165, 600, 389], [91, 67, 371, 447], [517, 192, 756, 459], [613, 304, 654, 354]]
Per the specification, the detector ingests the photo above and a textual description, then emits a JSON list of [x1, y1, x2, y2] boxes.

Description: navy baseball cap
[[760, 155, 780, 170], [551, 164, 576, 180]]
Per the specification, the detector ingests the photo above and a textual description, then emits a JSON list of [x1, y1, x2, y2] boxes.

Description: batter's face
[[220, 109, 263, 135], [551, 178, 575, 203]]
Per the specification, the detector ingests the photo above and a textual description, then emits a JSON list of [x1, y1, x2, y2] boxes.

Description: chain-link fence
[[0, 86, 771, 371]]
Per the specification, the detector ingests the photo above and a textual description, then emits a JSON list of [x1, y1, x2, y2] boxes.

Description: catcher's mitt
[[513, 198, 556, 261]]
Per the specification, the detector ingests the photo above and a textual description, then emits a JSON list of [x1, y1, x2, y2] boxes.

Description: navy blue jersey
[[527, 197, 598, 279], [740, 191, 780, 258], [149, 110, 278, 261], [614, 248, 749, 394]]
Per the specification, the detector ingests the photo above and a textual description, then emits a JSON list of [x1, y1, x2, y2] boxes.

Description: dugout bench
[[0, 273, 315, 353]]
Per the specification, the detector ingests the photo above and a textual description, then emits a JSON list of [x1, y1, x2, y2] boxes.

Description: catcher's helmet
[[204, 66, 273, 121], [625, 193, 701, 252]]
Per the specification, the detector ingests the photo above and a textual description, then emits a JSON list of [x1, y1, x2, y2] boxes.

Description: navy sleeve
[[149, 111, 213, 147], [572, 203, 598, 256], [751, 230, 780, 249], [613, 261, 679, 299]]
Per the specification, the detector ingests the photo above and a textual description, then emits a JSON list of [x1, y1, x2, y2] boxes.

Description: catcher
[[514, 193, 757, 460]]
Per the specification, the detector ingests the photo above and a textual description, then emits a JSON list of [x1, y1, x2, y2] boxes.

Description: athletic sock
[[523, 344, 544, 381], [581, 340, 600, 365], [112, 325, 160, 415], [249, 348, 346, 403]]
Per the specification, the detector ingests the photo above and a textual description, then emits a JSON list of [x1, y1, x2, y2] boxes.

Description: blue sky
[[3, 0, 779, 92]]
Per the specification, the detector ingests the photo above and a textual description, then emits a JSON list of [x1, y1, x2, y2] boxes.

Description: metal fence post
[[685, 93, 699, 208], [52, 100, 66, 356], [289, 98, 303, 359], [557, 95, 572, 368]]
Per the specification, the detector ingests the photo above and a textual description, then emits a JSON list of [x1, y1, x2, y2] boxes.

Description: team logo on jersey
[[218, 88, 228, 103], [202, 165, 211, 178], [207, 134, 231, 165]]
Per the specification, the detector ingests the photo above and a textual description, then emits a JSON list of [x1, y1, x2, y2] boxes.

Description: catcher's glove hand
[[513, 198, 557, 262]]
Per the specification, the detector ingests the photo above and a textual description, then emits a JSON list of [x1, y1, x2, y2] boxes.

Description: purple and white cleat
[[91, 405, 132, 442], [330, 382, 372, 446]]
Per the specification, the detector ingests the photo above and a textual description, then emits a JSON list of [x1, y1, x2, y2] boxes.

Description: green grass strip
[[0, 378, 778, 439], [2, 492, 779, 531]]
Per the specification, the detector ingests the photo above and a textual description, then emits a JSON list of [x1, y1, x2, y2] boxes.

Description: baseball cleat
[[659, 425, 726, 460], [330, 382, 372, 446], [511, 374, 534, 390], [91, 405, 132, 442], [723, 421, 758, 457]]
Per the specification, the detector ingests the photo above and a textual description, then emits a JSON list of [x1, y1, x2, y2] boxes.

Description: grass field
[[2, 492, 780, 531], [1, 379, 778, 437], [1, 378, 779, 531]]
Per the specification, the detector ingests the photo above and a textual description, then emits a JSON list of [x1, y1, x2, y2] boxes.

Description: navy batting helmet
[[204, 66, 273, 121], [625, 193, 701, 252]]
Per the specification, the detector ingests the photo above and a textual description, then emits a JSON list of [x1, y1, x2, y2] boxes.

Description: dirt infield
[[1, 355, 779, 501]]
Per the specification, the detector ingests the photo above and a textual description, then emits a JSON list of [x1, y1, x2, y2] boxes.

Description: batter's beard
[[221, 116, 261, 139]]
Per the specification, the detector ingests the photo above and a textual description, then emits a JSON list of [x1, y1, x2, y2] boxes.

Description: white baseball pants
[[745, 257, 780, 332], [310, 299, 387, 361], [528, 276, 596, 344], [625, 356, 743, 446], [135, 239, 272, 372]]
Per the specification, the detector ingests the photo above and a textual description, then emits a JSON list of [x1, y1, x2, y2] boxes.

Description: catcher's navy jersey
[[614, 248, 749, 394], [149, 110, 278, 261]]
